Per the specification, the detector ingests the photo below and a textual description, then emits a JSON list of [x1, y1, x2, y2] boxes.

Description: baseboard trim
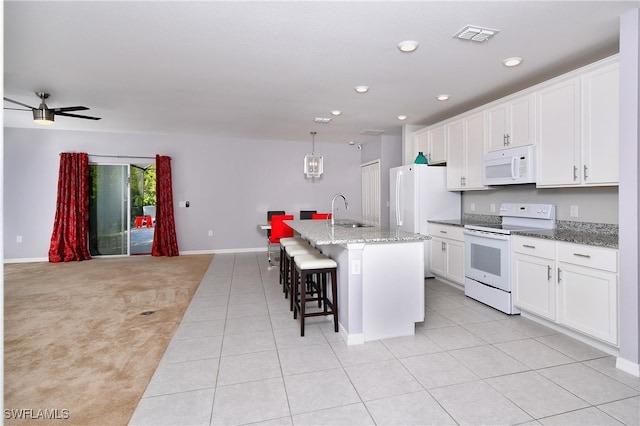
[[616, 357, 640, 377]]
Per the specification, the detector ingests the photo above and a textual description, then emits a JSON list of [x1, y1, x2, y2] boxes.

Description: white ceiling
[[3, 1, 639, 144]]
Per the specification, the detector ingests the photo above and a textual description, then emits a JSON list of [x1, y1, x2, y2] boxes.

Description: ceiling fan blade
[[55, 111, 101, 120], [4, 107, 32, 111], [52, 106, 89, 113], [4, 97, 35, 110]]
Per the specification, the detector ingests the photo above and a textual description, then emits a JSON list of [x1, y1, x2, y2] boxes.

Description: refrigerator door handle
[[396, 170, 403, 227]]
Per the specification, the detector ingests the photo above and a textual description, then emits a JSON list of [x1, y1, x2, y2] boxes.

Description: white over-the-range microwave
[[482, 145, 536, 185]]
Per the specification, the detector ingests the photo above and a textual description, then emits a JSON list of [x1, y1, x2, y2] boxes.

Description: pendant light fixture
[[304, 131, 323, 178]]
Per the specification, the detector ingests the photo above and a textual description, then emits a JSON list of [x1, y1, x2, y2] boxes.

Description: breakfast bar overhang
[[285, 219, 428, 345]]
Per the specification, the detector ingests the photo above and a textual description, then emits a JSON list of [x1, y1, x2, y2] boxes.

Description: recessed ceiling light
[[330, 110, 342, 116], [503, 57, 523, 67], [313, 117, 331, 123], [436, 94, 450, 101], [397, 40, 419, 53], [354, 85, 369, 94], [397, 115, 408, 121]]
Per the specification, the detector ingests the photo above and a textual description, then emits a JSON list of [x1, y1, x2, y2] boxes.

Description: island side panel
[[320, 243, 365, 345], [362, 241, 425, 341]]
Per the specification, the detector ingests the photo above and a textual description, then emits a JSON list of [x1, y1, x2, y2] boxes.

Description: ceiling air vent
[[453, 25, 500, 42], [360, 129, 385, 136], [313, 117, 332, 123]]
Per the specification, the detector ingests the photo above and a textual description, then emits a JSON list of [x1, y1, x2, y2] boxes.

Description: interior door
[[361, 161, 381, 226], [89, 164, 129, 256]]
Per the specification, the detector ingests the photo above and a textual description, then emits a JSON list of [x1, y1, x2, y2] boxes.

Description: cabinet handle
[[573, 166, 578, 181], [442, 242, 446, 251], [503, 134, 507, 146], [506, 134, 511, 145], [584, 165, 588, 180], [573, 253, 591, 259], [428, 153, 432, 162], [523, 244, 536, 249], [547, 265, 552, 281], [439, 230, 447, 234]]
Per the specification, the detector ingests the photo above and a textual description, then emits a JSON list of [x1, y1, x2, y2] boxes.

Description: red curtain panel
[[152, 155, 179, 256], [48, 152, 92, 262]]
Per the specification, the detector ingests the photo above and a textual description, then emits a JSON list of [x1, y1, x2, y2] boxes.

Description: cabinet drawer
[[429, 224, 464, 241], [557, 242, 617, 272], [512, 236, 556, 259]]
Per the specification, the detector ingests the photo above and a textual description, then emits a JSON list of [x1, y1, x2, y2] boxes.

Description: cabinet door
[[446, 120, 465, 190], [445, 239, 465, 285], [487, 95, 534, 151], [557, 262, 618, 345], [513, 253, 556, 320], [509, 94, 535, 148], [536, 77, 581, 187], [428, 125, 446, 164], [463, 112, 486, 190], [487, 103, 508, 152], [429, 238, 446, 277], [413, 128, 429, 162], [582, 62, 619, 185]]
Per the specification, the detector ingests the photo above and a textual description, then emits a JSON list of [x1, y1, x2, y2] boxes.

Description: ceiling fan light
[[33, 109, 54, 124]]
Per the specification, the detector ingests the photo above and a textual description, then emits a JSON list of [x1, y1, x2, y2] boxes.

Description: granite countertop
[[428, 216, 619, 249], [285, 219, 429, 246]]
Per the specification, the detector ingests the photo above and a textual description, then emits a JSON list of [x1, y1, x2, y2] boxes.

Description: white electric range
[[463, 203, 556, 314]]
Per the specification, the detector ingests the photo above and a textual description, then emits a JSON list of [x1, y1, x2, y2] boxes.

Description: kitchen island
[[285, 219, 428, 345]]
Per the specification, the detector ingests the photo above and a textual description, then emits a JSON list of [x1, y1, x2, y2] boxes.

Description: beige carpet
[[3, 254, 214, 425]]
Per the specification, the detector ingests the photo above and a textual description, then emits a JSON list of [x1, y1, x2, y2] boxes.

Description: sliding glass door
[[89, 164, 129, 256], [88, 162, 157, 256]]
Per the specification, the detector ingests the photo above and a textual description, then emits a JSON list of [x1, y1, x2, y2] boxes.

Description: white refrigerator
[[390, 164, 461, 277]]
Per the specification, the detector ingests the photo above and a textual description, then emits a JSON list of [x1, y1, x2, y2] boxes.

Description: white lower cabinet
[[512, 237, 619, 346], [429, 224, 465, 285], [557, 242, 618, 346], [513, 236, 556, 320]]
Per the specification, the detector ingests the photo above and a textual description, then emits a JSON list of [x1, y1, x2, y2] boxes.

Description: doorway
[[88, 162, 156, 256]]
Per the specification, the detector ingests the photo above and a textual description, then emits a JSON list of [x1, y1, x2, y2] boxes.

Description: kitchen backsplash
[[461, 184, 619, 224]]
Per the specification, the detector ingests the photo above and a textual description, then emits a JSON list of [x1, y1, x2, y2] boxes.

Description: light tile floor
[[129, 253, 640, 426]]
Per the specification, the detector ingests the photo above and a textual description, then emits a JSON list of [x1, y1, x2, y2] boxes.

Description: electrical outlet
[[490, 203, 496, 213], [179, 201, 186, 208], [570, 205, 579, 217], [208, 230, 213, 237], [351, 259, 361, 275], [16, 235, 22, 243], [470, 202, 476, 212]]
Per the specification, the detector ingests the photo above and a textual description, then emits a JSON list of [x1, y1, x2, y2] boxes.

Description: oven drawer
[[557, 242, 617, 272], [429, 224, 464, 241], [512, 236, 555, 259]]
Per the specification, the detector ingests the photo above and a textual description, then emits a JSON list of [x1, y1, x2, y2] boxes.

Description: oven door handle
[[463, 230, 510, 241]]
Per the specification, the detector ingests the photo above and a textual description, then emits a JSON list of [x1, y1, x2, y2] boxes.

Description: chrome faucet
[[331, 193, 349, 227]]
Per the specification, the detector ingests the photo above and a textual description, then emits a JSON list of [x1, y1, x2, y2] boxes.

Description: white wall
[[3, 127, 363, 260], [462, 184, 619, 224]]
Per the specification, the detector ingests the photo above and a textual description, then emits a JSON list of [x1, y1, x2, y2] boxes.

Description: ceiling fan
[[3, 91, 101, 124]]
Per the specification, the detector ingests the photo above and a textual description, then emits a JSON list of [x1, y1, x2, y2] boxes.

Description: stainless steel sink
[[336, 222, 371, 228]]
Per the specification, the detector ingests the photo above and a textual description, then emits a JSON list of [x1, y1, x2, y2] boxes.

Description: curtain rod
[[85, 154, 157, 160]]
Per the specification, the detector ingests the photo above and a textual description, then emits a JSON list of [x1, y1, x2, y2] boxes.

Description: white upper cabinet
[[413, 124, 446, 165], [446, 112, 486, 191], [427, 124, 446, 165], [537, 56, 619, 187], [536, 75, 582, 186], [486, 94, 535, 152], [582, 61, 619, 185]]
